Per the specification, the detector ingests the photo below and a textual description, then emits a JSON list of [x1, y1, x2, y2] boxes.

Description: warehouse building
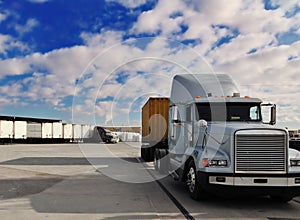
[[0, 115, 142, 143]]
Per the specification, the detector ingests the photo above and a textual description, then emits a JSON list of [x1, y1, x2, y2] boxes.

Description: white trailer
[[63, 123, 73, 140], [53, 122, 63, 139], [0, 120, 14, 139], [14, 121, 27, 139], [82, 125, 92, 139], [27, 122, 42, 138], [73, 124, 82, 141], [42, 123, 53, 139]]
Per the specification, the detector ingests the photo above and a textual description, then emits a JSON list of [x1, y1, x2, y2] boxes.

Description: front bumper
[[198, 172, 300, 197], [209, 176, 300, 187]]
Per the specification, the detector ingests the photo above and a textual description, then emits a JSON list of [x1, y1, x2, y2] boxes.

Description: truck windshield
[[196, 102, 261, 122]]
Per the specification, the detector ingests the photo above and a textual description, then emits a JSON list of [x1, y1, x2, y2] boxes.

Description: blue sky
[[0, 0, 300, 128]]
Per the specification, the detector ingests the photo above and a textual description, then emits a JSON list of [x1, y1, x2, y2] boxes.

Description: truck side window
[[250, 106, 259, 120], [196, 103, 261, 121], [196, 103, 211, 121]]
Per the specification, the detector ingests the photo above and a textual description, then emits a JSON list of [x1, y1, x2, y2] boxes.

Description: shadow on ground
[[0, 157, 140, 166], [0, 177, 63, 199]]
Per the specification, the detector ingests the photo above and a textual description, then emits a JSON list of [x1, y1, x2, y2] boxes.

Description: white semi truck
[[141, 74, 300, 202]]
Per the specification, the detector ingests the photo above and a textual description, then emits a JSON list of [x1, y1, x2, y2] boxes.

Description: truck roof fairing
[[170, 74, 239, 105], [191, 97, 262, 104]]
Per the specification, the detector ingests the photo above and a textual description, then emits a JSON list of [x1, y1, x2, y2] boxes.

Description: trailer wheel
[[149, 146, 155, 162], [141, 147, 145, 160], [154, 149, 160, 171], [141, 145, 154, 162], [186, 160, 206, 200]]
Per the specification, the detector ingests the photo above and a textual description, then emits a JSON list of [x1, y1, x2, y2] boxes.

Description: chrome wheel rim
[[187, 167, 196, 193], [157, 155, 160, 170]]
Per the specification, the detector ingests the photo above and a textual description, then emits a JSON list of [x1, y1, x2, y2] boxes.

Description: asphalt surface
[[0, 143, 300, 220]]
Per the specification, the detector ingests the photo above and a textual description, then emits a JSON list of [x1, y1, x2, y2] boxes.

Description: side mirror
[[261, 103, 276, 125], [197, 119, 208, 128], [171, 105, 181, 123], [270, 104, 276, 125]]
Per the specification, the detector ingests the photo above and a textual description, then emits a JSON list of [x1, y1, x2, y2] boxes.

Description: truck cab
[[145, 74, 300, 202], [93, 126, 119, 143]]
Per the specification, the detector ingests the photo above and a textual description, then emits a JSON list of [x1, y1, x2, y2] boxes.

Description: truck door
[[193, 103, 207, 148], [169, 105, 185, 168]]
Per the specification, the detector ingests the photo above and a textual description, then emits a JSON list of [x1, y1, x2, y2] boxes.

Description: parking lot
[[1, 143, 300, 220]]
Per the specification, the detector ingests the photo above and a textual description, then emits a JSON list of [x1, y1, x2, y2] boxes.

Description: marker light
[[195, 96, 201, 99], [217, 160, 228, 166], [209, 160, 218, 166], [202, 159, 228, 167], [233, 93, 240, 97], [244, 96, 251, 98], [202, 158, 209, 167]]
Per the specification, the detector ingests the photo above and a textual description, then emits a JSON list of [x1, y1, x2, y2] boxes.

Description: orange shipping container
[[142, 97, 170, 143]]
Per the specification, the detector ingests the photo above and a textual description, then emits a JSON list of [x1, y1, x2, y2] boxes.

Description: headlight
[[202, 158, 228, 167], [290, 159, 300, 166], [217, 160, 228, 166]]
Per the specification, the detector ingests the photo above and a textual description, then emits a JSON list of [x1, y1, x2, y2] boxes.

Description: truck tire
[[154, 148, 159, 171], [141, 145, 154, 162], [148, 146, 155, 162], [186, 160, 206, 200], [141, 147, 145, 160]]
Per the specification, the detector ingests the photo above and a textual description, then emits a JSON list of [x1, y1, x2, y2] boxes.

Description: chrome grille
[[235, 133, 286, 173]]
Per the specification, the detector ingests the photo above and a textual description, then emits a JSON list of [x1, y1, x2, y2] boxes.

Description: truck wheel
[[141, 147, 145, 160], [149, 146, 155, 162], [158, 149, 169, 174], [186, 160, 206, 200], [141, 145, 154, 162], [141, 146, 148, 161], [154, 149, 160, 171], [270, 195, 293, 203]]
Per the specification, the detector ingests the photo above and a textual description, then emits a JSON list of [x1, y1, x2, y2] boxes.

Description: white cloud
[[132, 0, 297, 54], [131, 0, 186, 35], [105, 0, 147, 8], [27, 0, 51, 3], [15, 18, 39, 35], [208, 33, 277, 65], [216, 41, 300, 83], [0, 34, 29, 56], [0, 43, 105, 109], [0, 12, 8, 23], [80, 30, 124, 47], [270, 0, 300, 14]]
